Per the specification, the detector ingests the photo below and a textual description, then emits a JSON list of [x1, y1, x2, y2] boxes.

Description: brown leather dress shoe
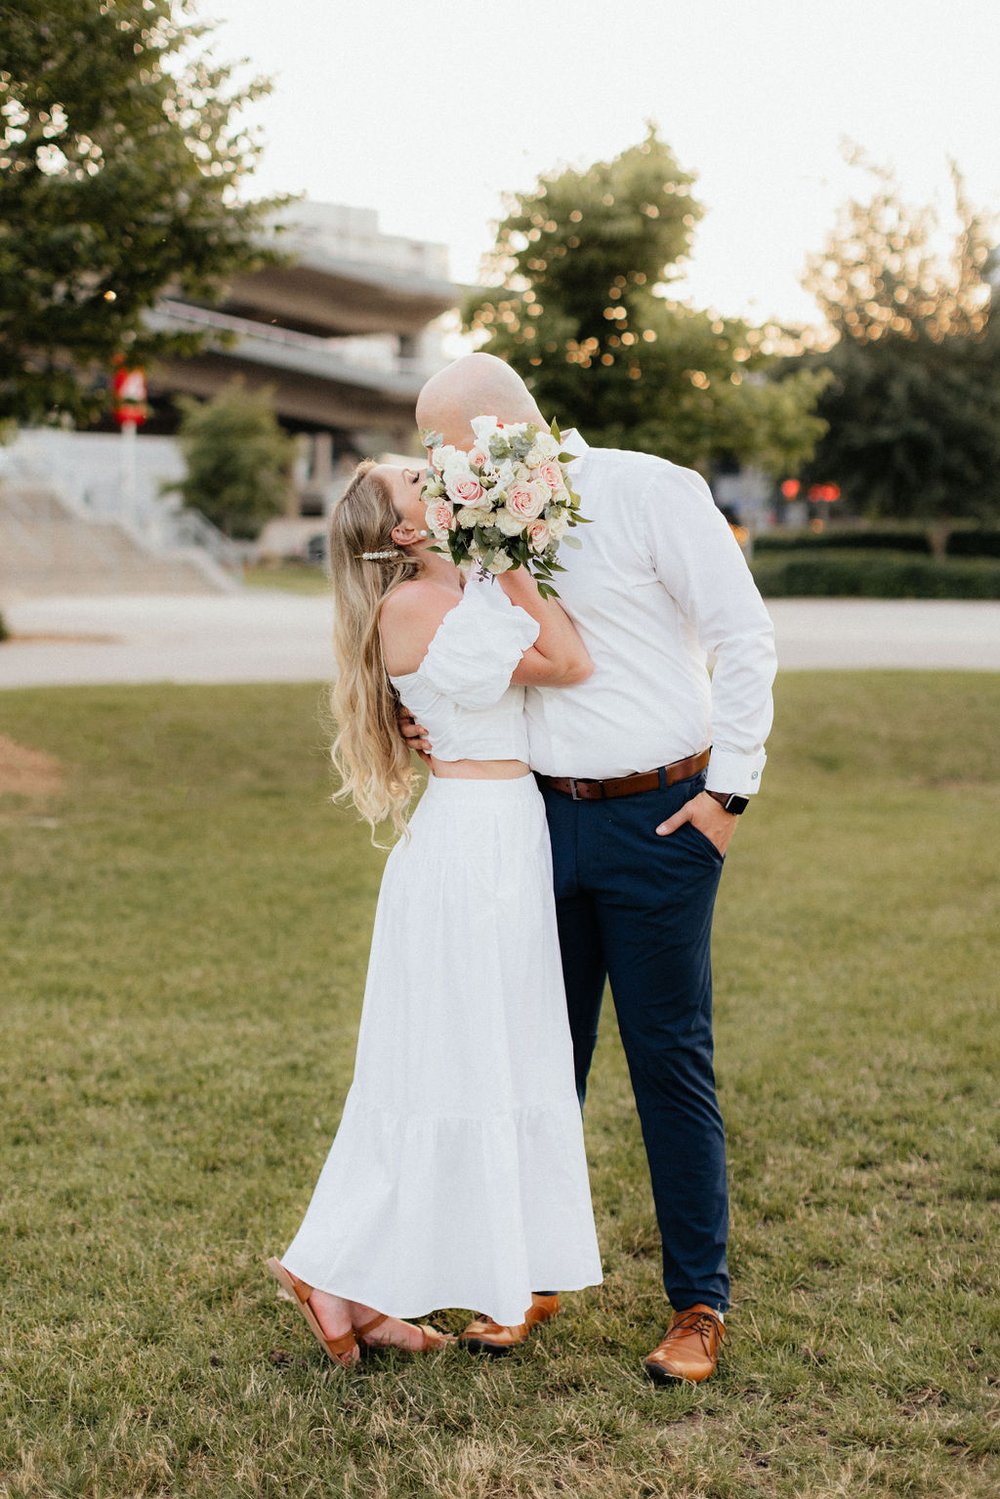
[[459, 1293, 560, 1355], [643, 1304, 725, 1384]]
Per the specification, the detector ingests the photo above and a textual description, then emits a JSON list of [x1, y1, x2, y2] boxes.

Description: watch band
[[707, 790, 750, 815]]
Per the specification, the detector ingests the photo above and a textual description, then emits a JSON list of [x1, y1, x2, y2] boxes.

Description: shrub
[[750, 550, 1000, 599], [946, 529, 1000, 560], [755, 528, 931, 555], [0, 610, 8, 643], [166, 381, 294, 540]]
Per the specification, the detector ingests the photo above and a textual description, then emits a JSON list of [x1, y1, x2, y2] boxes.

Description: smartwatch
[[707, 791, 750, 816]]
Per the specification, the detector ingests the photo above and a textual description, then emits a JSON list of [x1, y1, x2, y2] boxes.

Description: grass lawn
[[242, 563, 329, 595], [2, 673, 998, 1499]]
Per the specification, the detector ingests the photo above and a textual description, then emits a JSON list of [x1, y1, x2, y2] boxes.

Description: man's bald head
[[416, 353, 547, 449]]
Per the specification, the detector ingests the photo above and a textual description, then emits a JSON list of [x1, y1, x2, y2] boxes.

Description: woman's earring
[[418, 529, 429, 538]]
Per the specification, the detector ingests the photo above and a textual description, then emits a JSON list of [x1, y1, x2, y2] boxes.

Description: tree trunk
[[927, 522, 951, 560]]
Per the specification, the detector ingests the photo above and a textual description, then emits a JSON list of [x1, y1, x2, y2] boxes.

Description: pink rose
[[526, 519, 550, 552], [448, 476, 485, 505], [505, 482, 546, 520], [538, 461, 563, 490], [429, 501, 455, 532], [469, 447, 488, 468]]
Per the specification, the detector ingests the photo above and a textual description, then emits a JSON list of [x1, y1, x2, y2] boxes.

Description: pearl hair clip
[[356, 549, 401, 561]]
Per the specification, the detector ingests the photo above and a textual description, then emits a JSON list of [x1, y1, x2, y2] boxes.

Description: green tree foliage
[[798, 156, 1000, 522], [0, 0, 284, 426], [464, 127, 828, 476], [168, 381, 292, 539]]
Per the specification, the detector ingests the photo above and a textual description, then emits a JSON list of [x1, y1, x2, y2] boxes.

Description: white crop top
[[388, 574, 540, 763]]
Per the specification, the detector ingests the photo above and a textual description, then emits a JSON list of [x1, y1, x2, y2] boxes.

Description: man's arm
[[644, 464, 777, 849], [397, 707, 433, 766]]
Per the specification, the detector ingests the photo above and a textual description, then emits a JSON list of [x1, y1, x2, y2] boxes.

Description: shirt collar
[[559, 427, 590, 461]]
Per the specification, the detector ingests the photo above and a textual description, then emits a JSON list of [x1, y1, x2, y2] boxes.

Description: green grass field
[[2, 674, 998, 1499], [242, 562, 329, 594]]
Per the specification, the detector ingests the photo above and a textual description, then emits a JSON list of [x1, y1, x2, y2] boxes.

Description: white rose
[[486, 551, 514, 574], [470, 414, 500, 445], [457, 505, 489, 527], [431, 444, 458, 471], [442, 451, 472, 483], [546, 509, 570, 541], [530, 477, 551, 508], [495, 509, 526, 536], [536, 432, 561, 458], [523, 445, 544, 468]]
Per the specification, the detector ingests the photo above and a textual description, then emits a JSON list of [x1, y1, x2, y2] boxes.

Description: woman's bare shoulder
[[379, 578, 462, 675]]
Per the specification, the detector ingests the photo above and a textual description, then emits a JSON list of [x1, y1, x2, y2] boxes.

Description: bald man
[[407, 354, 777, 1383]]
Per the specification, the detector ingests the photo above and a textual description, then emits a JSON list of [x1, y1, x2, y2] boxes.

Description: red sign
[[111, 363, 149, 426]]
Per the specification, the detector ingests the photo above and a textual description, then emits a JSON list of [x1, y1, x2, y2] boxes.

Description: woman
[[267, 459, 603, 1364]]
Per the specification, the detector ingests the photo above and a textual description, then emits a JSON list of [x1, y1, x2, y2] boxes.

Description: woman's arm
[[500, 569, 593, 687]]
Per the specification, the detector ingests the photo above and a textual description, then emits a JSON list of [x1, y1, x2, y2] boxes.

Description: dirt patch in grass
[[0, 734, 64, 797]]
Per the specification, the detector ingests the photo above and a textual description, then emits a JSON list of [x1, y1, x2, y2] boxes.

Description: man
[[407, 353, 777, 1383]]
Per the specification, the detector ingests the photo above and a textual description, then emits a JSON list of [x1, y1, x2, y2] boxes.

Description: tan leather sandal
[[265, 1257, 359, 1367], [354, 1310, 452, 1353]]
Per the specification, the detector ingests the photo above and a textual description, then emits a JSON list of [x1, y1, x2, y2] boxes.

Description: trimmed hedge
[[947, 529, 1000, 560], [750, 549, 1000, 599], [756, 529, 932, 555], [756, 526, 1000, 559], [0, 610, 7, 643]]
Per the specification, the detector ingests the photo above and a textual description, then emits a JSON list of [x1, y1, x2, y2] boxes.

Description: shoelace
[[662, 1310, 721, 1350]]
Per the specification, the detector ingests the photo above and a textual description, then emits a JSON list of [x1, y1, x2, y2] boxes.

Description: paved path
[[0, 593, 998, 689]]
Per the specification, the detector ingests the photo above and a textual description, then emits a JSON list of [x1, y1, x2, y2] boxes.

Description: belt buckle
[[569, 777, 603, 801]]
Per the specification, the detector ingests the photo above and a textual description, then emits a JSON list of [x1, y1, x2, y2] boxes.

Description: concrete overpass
[[150, 202, 461, 457]]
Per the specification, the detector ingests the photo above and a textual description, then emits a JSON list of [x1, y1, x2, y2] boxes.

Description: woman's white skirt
[[281, 774, 603, 1326]]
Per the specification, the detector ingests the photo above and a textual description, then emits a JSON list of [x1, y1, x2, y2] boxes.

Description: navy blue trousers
[[540, 768, 729, 1313]]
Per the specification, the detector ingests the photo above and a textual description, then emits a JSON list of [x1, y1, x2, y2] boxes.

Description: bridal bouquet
[[419, 415, 588, 596]]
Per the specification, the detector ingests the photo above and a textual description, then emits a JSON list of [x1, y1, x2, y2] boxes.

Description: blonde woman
[[266, 459, 603, 1364]]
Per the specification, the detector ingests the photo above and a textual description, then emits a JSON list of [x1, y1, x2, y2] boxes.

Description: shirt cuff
[[705, 747, 767, 796]]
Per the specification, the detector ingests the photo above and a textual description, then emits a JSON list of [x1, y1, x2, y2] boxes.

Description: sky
[[200, 0, 1000, 329]]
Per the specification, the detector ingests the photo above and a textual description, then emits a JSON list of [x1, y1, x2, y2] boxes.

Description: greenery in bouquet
[[419, 416, 589, 597]]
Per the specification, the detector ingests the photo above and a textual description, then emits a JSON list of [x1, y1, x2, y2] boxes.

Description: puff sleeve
[[419, 578, 540, 708]]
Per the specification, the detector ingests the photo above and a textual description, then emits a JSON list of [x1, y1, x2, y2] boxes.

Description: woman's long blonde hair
[[328, 460, 422, 840]]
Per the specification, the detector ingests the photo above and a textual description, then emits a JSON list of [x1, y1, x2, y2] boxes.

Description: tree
[[464, 126, 828, 477], [167, 381, 293, 538], [795, 154, 1000, 524], [0, 0, 284, 427]]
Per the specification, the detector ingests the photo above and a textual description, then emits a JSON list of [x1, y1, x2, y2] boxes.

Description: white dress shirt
[[524, 431, 777, 794]]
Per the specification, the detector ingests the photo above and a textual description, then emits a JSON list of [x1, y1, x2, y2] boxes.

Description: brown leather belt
[[536, 748, 710, 802]]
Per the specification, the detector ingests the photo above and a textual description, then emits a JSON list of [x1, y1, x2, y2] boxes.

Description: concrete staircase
[[0, 481, 236, 602]]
